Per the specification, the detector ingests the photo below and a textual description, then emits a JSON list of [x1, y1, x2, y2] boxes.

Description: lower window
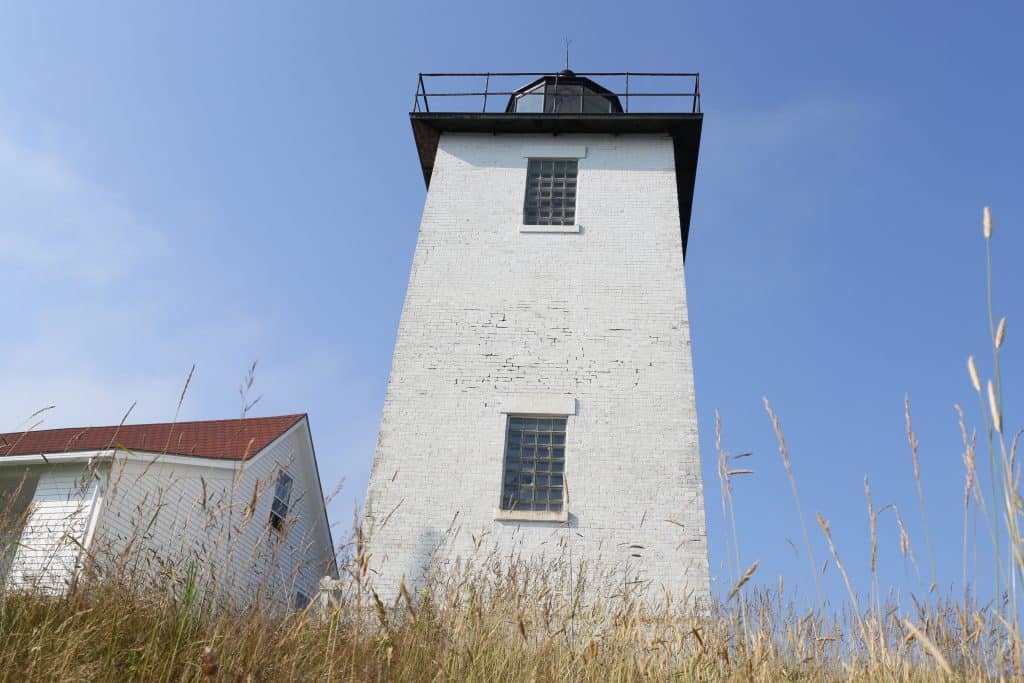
[[500, 415, 566, 513]]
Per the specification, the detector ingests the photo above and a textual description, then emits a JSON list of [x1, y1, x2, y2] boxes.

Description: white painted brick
[[364, 132, 709, 604]]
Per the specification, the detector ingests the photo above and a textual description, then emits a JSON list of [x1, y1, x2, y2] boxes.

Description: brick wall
[[364, 132, 708, 605]]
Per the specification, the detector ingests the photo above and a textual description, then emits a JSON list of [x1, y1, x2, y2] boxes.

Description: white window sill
[[493, 508, 569, 523], [520, 224, 581, 234]]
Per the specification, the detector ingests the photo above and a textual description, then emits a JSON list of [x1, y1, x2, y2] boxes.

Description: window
[[0, 470, 39, 581], [511, 82, 617, 113], [294, 590, 310, 610], [500, 416, 567, 513], [269, 471, 293, 532], [514, 84, 545, 113], [523, 159, 577, 226]]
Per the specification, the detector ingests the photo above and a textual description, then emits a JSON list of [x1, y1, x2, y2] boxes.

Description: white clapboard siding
[[7, 466, 98, 593], [231, 420, 336, 608], [92, 420, 334, 609]]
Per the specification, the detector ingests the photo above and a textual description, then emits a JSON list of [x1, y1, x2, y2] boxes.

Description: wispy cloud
[[0, 118, 349, 435], [0, 123, 164, 285], [0, 119, 197, 428]]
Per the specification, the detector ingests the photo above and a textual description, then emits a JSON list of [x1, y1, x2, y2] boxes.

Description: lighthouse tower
[[364, 70, 708, 603]]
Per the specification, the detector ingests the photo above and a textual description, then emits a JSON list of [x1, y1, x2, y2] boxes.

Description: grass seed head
[[983, 206, 993, 239], [967, 356, 982, 392], [988, 380, 1002, 434], [727, 560, 759, 602]]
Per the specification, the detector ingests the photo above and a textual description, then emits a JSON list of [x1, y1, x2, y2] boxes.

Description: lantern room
[[505, 70, 624, 114]]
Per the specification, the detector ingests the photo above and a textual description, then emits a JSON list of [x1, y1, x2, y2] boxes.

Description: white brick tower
[[364, 71, 708, 604]]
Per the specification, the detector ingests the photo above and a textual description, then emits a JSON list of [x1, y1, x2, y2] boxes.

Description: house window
[[269, 472, 293, 532], [0, 470, 39, 581], [294, 589, 310, 610], [523, 159, 577, 226], [500, 416, 566, 512]]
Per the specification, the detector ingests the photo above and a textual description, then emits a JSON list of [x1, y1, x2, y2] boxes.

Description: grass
[[0, 561, 1013, 680], [0, 206, 1018, 681]]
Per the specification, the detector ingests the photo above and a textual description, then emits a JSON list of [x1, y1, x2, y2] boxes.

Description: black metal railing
[[412, 72, 700, 115]]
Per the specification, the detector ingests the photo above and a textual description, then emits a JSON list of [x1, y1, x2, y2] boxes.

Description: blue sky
[[1, 1, 1021, 604]]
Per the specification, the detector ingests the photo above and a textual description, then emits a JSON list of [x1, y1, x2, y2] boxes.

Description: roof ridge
[[0, 414, 307, 462], [0, 413, 307, 436]]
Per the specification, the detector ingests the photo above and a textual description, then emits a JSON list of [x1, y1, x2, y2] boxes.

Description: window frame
[[269, 471, 294, 533], [493, 396, 575, 523], [522, 158, 579, 228], [498, 414, 567, 517]]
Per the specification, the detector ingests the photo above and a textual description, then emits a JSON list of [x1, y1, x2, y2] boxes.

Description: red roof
[[0, 414, 305, 461]]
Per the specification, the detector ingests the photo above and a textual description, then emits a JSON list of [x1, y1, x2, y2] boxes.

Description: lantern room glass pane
[[547, 84, 583, 113], [514, 84, 545, 113], [582, 88, 614, 113]]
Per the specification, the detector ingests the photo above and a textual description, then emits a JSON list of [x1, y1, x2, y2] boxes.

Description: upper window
[[269, 471, 293, 532], [500, 416, 567, 513], [523, 159, 577, 226]]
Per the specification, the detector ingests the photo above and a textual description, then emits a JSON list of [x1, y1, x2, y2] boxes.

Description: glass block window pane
[[523, 159, 578, 226], [501, 415, 567, 513]]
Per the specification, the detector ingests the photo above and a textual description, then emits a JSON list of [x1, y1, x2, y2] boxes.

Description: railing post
[[419, 73, 430, 113], [625, 72, 630, 113], [482, 72, 490, 112]]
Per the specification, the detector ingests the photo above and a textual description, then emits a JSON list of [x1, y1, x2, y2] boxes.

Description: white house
[[0, 414, 337, 608], [363, 71, 709, 604]]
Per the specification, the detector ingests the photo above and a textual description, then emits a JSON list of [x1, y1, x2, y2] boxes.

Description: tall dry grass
[[0, 555, 1015, 680], [0, 206, 1018, 681]]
